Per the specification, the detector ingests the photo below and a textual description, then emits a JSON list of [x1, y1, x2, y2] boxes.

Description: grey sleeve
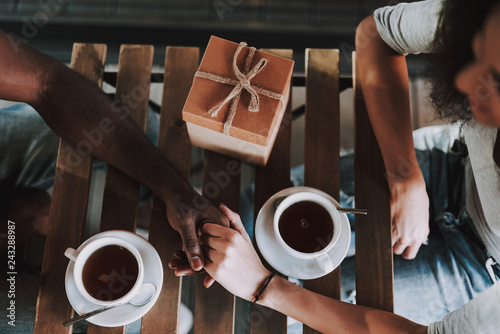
[[427, 281, 500, 334], [373, 0, 443, 55]]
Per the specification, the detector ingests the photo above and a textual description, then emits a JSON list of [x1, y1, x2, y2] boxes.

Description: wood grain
[[140, 46, 199, 334], [250, 49, 293, 334], [193, 150, 241, 334], [303, 49, 340, 334], [352, 52, 394, 312], [87, 45, 153, 334], [98, 45, 153, 233], [33, 43, 107, 334]]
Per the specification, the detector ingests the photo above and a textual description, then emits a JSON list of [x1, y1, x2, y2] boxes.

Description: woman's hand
[[170, 206, 429, 334], [389, 172, 430, 260], [199, 205, 272, 301]]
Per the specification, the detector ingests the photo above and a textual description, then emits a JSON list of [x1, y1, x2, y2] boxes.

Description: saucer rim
[[255, 186, 351, 280]]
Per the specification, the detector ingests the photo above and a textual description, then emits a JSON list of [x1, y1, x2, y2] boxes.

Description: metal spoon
[[63, 283, 156, 327], [274, 196, 367, 215]]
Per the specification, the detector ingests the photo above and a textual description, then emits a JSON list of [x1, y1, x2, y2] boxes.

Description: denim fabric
[[339, 126, 498, 325], [339, 209, 498, 325], [0, 103, 160, 207], [0, 104, 61, 193]]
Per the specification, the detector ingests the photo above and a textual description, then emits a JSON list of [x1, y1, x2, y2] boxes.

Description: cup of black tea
[[65, 236, 144, 306], [273, 192, 341, 271]]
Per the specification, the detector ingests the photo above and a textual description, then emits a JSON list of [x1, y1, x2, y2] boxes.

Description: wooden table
[[33, 44, 392, 334]]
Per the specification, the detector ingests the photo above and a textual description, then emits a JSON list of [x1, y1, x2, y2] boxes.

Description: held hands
[[200, 205, 271, 301], [169, 205, 271, 301], [389, 172, 430, 260], [165, 188, 230, 272]]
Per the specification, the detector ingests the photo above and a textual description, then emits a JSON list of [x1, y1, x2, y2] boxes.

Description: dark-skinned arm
[[0, 30, 229, 270]]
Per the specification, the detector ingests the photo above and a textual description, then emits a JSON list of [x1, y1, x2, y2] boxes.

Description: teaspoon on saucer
[[274, 196, 367, 215], [63, 283, 156, 327]]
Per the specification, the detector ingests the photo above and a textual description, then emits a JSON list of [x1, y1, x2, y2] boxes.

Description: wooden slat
[[250, 49, 293, 334], [87, 45, 153, 334], [353, 52, 393, 311], [87, 325, 123, 334], [33, 43, 107, 334], [193, 151, 241, 334], [141, 46, 199, 333], [303, 49, 340, 334], [98, 45, 154, 233]]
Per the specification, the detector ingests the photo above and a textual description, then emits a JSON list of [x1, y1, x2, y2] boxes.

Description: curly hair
[[428, 0, 499, 123]]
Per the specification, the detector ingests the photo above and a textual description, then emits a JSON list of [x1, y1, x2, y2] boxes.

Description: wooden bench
[[33, 43, 392, 334]]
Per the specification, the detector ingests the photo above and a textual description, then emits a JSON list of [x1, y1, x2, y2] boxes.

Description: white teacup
[[274, 192, 341, 272], [65, 236, 144, 306]]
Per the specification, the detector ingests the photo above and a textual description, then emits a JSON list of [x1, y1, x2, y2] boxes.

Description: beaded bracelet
[[252, 272, 276, 306]]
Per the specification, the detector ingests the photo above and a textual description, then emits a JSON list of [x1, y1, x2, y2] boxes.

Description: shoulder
[[374, 0, 444, 55]]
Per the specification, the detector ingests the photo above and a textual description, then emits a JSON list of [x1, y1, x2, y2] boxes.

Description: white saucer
[[255, 186, 351, 280], [65, 230, 163, 327]]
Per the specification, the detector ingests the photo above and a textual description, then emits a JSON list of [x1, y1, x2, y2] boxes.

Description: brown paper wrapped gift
[[182, 36, 294, 166]]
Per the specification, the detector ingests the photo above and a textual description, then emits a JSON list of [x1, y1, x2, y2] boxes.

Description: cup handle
[[315, 253, 334, 273], [64, 248, 79, 262]]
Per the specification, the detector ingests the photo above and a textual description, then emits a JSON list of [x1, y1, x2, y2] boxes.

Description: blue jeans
[[0, 103, 159, 207], [240, 125, 499, 326]]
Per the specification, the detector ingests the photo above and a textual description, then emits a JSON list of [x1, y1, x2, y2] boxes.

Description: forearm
[[260, 276, 427, 334], [199, 211, 427, 333], [356, 16, 422, 185], [40, 70, 190, 202], [0, 31, 191, 204]]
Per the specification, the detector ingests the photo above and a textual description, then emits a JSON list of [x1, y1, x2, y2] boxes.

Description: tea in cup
[[65, 236, 144, 306], [274, 192, 341, 272]]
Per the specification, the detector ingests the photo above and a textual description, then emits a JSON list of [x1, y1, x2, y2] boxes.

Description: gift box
[[182, 36, 294, 166]]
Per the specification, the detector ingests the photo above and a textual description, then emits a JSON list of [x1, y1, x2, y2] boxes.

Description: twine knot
[[194, 41, 284, 135]]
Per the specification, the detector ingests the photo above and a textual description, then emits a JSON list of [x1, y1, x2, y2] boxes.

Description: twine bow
[[195, 42, 285, 135]]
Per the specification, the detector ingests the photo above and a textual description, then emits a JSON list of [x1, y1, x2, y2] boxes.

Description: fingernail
[[206, 280, 214, 288], [190, 256, 203, 270], [219, 202, 228, 207]]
